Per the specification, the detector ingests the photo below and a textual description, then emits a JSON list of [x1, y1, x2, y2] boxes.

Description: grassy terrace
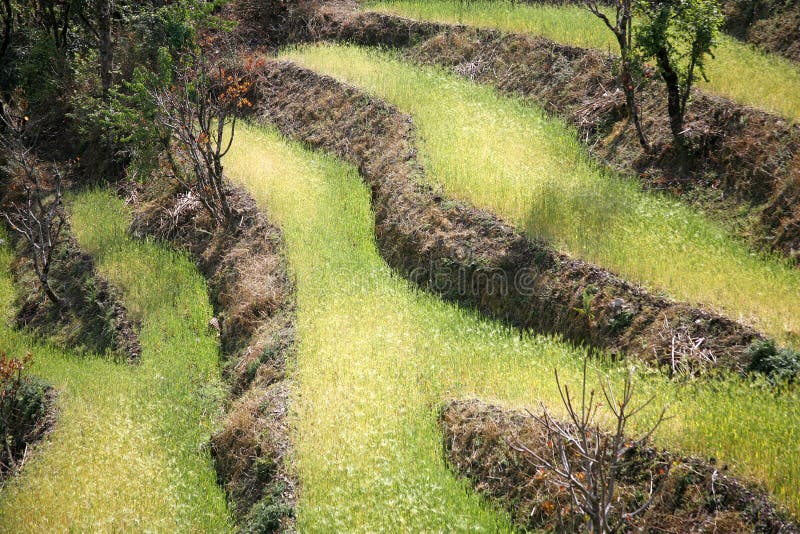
[[280, 43, 800, 345], [0, 198, 232, 531], [365, 0, 800, 121], [225, 122, 800, 528]]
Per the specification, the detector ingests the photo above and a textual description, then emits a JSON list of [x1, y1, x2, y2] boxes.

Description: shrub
[[241, 483, 293, 534], [0, 350, 53, 475], [747, 339, 800, 383]]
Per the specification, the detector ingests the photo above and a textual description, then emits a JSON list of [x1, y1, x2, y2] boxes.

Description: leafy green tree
[[636, 0, 723, 150]]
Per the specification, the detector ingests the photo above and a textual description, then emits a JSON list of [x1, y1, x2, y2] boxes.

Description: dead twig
[[512, 359, 670, 532]]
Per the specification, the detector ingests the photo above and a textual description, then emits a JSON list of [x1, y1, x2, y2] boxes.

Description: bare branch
[[514, 357, 669, 532]]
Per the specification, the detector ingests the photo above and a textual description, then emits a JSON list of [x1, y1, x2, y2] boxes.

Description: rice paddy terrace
[[2, 0, 800, 531], [0, 202, 232, 531]]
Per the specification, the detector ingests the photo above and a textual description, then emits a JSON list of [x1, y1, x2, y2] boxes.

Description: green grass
[[365, 0, 800, 121], [224, 122, 800, 527], [279, 43, 800, 345], [0, 197, 233, 532]]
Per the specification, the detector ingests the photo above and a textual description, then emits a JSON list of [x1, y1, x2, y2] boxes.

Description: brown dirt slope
[[442, 399, 799, 532], [128, 179, 296, 532], [247, 59, 764, 374], [722, 0, 800, 64], [310, 6, 445, 46], [305, 5, 800, 263]]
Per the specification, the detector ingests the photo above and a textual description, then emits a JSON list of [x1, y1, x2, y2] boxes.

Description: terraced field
[[280, 43, 800, 344], [223, 122, 800, 527], [0, 199, 232, 531], [366, 0, 800, 120], [3, 0, 800, 530]]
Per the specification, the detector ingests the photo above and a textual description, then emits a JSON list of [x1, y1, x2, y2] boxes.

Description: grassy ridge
[[280, 43, 800, 345], [365, 0, 800, 121], [0, 197, 232, 532], [225, 122, 800, 527]]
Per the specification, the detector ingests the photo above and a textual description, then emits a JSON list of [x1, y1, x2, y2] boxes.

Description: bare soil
[[441, 398, 799, 533]]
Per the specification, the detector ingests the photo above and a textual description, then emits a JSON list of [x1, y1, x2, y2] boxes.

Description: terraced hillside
[[273, 44, 800, 345], [366, 0, 800, 120], [0, 198, 232, 531], [223, 123, 800, 526], [2, 0, 800, 530], [303, 0, 800, 263]]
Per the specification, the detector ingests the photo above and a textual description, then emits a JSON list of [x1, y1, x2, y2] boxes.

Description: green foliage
[[636, 0, 724, 75], [635, 0, 724, 143], [0, 349, 51, 476], [245, 359, 260, 384], [242, 483, 293, 534], [3, 0, 232, 177], [15, 31, 64, 101], [748, 339, 800, 383]]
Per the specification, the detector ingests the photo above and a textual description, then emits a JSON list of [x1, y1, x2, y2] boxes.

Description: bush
[[747, 339, 800, 383], [241, 483, 293, 534], [0, 350, 53, 475]]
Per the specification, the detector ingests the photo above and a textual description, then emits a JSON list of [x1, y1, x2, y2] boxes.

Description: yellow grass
[[224, 122, 800, 528], [366, 0, 800, 121], [280, 43, 800, 346]]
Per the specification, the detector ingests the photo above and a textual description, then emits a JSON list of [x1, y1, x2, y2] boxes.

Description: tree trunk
[[97, 0, 113, 98], [620, 64, 649, 152], [655, 46, 684, 149], [615, 27, 649, 152], [42, 279, 61, 306]]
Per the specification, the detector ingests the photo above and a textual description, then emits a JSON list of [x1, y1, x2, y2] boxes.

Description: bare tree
[[514, 360, 669, 533], [1, 101, 66, 306], [150, 43, 254, 226], [584, 0, 649, 151], [2, 165, 66, 306]]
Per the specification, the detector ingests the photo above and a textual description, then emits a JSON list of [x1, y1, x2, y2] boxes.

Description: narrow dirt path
[[0, 194, 232, 532]]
